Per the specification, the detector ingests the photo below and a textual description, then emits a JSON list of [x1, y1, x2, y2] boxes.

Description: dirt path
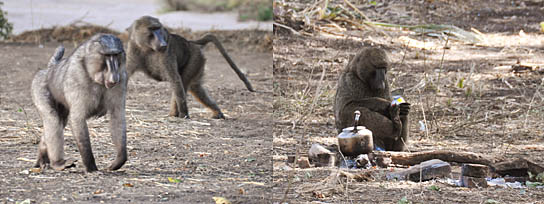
[[0, 33, 272, 202], [4, 0, 272, 34]]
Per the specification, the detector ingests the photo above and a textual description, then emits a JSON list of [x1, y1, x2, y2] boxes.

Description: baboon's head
[[128, 16, 169, 52], [85, 34, 126, 89], [349, 47, 390, 91]]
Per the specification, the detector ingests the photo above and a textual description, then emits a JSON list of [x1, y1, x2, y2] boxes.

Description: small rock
[[287, 155, 295, 164], [315, 153, 336, 167], [386, 159, 451, 182], [460, 176, 487, 188], [504, 176, 528, 183], [461, 164, 488, 178], [297, 157, 311, 169], [375, 156, 392, 168], [308, 144, 335, 167], [308, 143, 332, 161], [355, 154, 371, 168]]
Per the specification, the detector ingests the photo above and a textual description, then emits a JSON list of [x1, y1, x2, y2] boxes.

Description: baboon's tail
[[192, 34, 255, 92], [48, 45, 65, 68]]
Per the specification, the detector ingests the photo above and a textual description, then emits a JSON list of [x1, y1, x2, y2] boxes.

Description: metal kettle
[[337, 111, 374, 156]]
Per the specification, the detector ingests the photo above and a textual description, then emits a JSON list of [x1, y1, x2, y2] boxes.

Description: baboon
[[31, 34, 128, 172], [126, 16, 255, 119], [334, 47, 410, 151]]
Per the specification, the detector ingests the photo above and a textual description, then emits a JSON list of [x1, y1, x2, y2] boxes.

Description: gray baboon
[[126, 16, 254, 119], [334, 47, 410, 151], [31, 34, 128, 172]]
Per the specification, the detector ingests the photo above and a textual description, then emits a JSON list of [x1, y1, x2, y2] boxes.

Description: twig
[[343, 0, 370, 21], [273, 23, 301, 36], [437, 31, 450, 83], [523, 78, 544, 127]]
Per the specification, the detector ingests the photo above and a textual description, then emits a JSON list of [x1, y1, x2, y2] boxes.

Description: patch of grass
[[257, 3, 273, 21]]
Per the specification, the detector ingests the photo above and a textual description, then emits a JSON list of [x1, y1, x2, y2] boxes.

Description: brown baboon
[[126, 16, 255, 119], [31, 34, 128, 172], [334, 47, 410, 151]]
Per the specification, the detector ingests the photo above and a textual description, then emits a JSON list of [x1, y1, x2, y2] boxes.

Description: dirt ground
[[0, 31, 272, 203], [273, 0, 544, 203]]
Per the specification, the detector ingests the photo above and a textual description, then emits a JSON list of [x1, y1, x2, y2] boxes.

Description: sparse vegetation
[[159, 0, 272, 21], [0, 1, 13, 40]]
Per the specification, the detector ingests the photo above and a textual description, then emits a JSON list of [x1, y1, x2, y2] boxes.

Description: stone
[[297, 157, 311, 169], [355, 154, 371, 168], [315, 153, 336, 167], [461, 163, 488, 178], [287, 155, 295, 164], [460, 176, 488, 188], [375, 156, 392, 168], [493, 159, 529, 177], [308, 143, 332, 160]]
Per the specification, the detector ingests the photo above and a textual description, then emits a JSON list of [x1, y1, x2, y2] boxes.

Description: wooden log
[[386, 159, 451, 182], [370, 150, 494, 166], [492, 158, 528, 177]]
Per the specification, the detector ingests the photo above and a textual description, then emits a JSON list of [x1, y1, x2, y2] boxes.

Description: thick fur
[[31, 34, 128, 172], [126, 16, 254, 119], [334, 47, 410, 151]]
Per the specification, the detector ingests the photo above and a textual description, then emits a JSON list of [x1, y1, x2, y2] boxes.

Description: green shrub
[[0, 1, 13, 39]]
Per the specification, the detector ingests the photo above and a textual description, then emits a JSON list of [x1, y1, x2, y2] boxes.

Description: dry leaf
[[122, 183, 134, 187], [168, 177, 182, 183], [29, 168, 42, 173], [212, 197, 231, 204]]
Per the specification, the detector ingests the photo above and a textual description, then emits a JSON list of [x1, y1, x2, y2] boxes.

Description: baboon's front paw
[[50, 159, 76, 171], [389, 105, 400, 119], [35, 157, 49, 168], [213, 112, 225, 119], [179, 113, 190, 119], [399, 103, 411, 116]]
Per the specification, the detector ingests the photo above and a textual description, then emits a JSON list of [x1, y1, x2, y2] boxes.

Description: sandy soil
[[3, 0, 272, 34], [0, 31, 272, 203], [273, 0, 544, 203]]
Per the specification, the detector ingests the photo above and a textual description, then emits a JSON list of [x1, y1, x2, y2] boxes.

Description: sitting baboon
[[31, 34, 128, 172], [126, 16, 255, 119], [334, 47, 410, 151]]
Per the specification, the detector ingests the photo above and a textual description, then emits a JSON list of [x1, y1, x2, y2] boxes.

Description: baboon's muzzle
[[152, 29, 168, 52], [105, 55, 120, 89], [372, 69, 386, 91]]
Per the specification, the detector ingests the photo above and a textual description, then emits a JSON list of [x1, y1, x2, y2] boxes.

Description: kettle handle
[[352, 110, 361, 132]]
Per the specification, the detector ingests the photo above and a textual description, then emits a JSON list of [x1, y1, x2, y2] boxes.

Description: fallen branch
[[370, 150, 495, 166], [273, 23, 301, 36]]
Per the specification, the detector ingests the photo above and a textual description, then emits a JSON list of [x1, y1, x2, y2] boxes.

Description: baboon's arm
[[69, 114, 98, 172], [108, 90, 128, 170]]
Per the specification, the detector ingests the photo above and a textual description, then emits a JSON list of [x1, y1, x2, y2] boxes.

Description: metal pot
[[337, 111, 373, 156]]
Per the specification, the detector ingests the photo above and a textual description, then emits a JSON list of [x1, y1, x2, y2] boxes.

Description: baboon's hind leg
[[169, 91, 180, 117], [32, 73, 68, 170], [189, 83, 225, 119]]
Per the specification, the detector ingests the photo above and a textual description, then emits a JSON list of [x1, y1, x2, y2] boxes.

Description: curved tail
[[192, 34, 255, 92], [48, 45, 65, 68]]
